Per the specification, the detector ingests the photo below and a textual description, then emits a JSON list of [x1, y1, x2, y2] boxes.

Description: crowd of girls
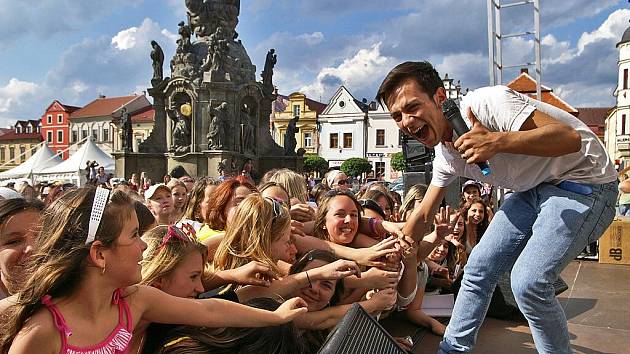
[[0, 168, 497, 353]]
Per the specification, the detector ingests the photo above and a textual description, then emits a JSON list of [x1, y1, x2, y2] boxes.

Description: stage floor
[[382, 260, 630, 353]]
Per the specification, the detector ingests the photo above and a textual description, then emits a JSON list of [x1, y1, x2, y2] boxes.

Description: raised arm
[[133, 285, 306, 328]]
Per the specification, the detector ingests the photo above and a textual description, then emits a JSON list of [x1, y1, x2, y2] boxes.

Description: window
[[376, 129, 385, 146], [398, 130, 404, 147], [26, 125, 32, 133], [19, 146, 25, 160], [0, 148, 4, 161], [82, 128, 88, 139], [623, 114, 627, 135], [9, 147, 14, 161], [293, 104, 301, 118], [57, 114, 63, 124], [56, 150, 62, 157], [72, 130, 78, 143], [36, 124, 41, 133], [343, 133, 353, 148], [47, 115, 52, 124], [15, 126, 21, 134], [375, 161, 385, 177], [625, 69, 628, 90], [304, 132, 313, 147], [47, 131, 53, 143], [92, 128, 98, 141], [330, 133, 339, 149], [57, 130, 63, 143], [103, 127, 109, 142]]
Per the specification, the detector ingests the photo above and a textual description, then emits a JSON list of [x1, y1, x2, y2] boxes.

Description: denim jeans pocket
[[591, 192, 617, 244]]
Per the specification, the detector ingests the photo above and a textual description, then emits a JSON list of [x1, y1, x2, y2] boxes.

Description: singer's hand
[[453, 108, 501, 164]]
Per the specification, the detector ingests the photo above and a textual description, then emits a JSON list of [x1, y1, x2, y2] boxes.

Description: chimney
[[520, 68, 529, 74], [98, 94, 106, 99]]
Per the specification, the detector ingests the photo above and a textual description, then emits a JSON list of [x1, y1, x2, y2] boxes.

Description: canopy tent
[[35, 138, 114, 186], [0, 143, 62, 180]]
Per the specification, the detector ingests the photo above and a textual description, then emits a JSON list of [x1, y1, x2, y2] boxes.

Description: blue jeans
[[439, 181, 617, 354], [618, 203, 630, 216]]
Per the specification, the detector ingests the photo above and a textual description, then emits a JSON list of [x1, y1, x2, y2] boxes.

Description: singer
[[376, 61, 617, 354]]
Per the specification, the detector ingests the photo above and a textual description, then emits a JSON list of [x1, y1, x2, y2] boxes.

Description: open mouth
[[411, 124, 430, 142]]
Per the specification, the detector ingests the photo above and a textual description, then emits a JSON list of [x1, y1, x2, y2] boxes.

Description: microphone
[[441, 98, 491, 176]]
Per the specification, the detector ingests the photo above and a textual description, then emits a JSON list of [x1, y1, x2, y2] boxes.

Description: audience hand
[[311, 259, 361, 280], [274, 297, 308, 323], [362, 267, 399, 289], [290, 220, 307, 237], [290, 203, 315, 222], [355, 236, 399, 268], [365, 288, 397, 312], [229, 261, 278, 286], [434, 206, 457, 239]]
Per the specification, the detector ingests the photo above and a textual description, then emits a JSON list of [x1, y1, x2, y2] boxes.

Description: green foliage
[[303, 155, 329, 174], [390, 151, 406, 172], [340, 158, 373, 177]]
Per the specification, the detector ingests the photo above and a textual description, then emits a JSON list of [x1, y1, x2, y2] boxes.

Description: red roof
[[576, 107, 611, 137], [0, 129, 42, 142], [305, 98, 327, 114], [70, 96, 139, 119], [507, 71, 578, 115], [130, 106, 155, 123], [44, 100, 81, 114]]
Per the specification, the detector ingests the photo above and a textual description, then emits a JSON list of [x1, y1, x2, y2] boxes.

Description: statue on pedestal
[[240, 104, 255, 155], [150, 40, 164, 83], [284, 116, 299, 156], [120, 108, 133, 153], [207, 102, 228, 150], [261, 49, 277, 93], [176, 21, 192, 53], [168, 105, 191, 154]]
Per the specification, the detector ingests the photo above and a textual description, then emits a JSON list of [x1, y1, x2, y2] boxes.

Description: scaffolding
[[487, 0, 542, 99]]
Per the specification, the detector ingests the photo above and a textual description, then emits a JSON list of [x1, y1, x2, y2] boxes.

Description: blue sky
[[0, 0, 628, 126]]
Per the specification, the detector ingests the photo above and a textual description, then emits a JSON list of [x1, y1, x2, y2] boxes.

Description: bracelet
[[368, 217, 377, 235], [305, 271, 313, 288]]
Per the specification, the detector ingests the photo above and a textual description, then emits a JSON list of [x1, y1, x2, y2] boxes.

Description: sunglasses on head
[[265, 197, 284, 217], [336, 179, 348, 186]]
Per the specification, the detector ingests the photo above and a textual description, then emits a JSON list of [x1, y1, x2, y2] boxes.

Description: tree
[[390, 151, 406, 172], [341, 158, 372, 178], [303, 155, 329, 175]]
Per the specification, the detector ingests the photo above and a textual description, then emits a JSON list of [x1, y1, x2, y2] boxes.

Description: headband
[[86, 187, 111, 244], [326, 170, 342, 187]]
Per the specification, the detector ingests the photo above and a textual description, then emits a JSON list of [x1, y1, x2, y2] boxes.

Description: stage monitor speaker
[[317, 303, 406, 354]]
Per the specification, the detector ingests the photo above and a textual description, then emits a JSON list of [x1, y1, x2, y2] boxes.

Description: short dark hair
[[375, 61, 444, 107]]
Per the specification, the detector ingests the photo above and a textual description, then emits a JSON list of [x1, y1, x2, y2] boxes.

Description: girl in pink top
[[0, 187, 307, 354]]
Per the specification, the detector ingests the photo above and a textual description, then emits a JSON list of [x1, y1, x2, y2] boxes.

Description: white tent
[[0, 143, 62, 180], [36, 138, 114, 186]]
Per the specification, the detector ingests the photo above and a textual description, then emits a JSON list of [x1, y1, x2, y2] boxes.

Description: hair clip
[[157, 224, 194, 251], [86, 187, 111, 244]]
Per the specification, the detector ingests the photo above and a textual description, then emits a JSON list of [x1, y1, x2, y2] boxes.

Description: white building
[[605, 25, 630, 167], [318, 86, 368, 168], [366, 104, 402, 181]]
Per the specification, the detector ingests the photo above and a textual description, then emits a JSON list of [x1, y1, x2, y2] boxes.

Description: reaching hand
[[365, 288, 397, 312], [312, 259, 361, 280], [362, 267, 399, 289], [434, 206, 457, 240], [229, 261, 278, 286], [354, 236, 399, 268], [273, 297, 308, 323], [290, 203, 315, 222], [290, 219, 307, 237]]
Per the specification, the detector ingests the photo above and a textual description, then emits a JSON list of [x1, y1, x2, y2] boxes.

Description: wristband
[[305, 271, 313, 288]]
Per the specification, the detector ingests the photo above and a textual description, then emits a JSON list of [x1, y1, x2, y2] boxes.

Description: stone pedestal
[[259, 155, 304, 175], [114, 152, 168, 183]]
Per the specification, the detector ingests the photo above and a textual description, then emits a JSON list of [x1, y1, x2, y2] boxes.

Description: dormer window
[[26, 125, 32, 133], [15, 125, 21, 134]]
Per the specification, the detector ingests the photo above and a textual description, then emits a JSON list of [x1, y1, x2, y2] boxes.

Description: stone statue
[[261, 49, 277, 92], [207, 27, 229, 81], [207, 102, 229, 150], [176, 21, 192, 53], [284, 116, 299, 155], [168, 106, 191, 154], [150, 40, 164, 82], [120, 108, 133, 152], [240, 105, 255, 154]]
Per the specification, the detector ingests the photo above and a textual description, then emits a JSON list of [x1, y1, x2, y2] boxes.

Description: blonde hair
[[141, 225, 208, 287], [399, 184, 428, 221], [213, 194, 290, 278], [268, 168, 308, 203]]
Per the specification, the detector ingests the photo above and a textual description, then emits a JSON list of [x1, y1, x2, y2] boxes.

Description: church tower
[[605, 24, 630, 168]]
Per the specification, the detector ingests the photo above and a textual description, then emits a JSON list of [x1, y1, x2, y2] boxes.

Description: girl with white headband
[[0, 187, 307, 353]]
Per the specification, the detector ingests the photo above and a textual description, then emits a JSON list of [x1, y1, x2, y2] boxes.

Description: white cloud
[[577, 8, 630, 54], [300, 42, 396, 102], [0, 78, 40, 113], [112, 27, 139, 50], [296, 32, 325, 46]]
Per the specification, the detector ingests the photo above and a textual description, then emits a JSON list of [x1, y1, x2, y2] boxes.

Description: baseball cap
[[461, 180, 483, 193], [144, 183, 171, 200]]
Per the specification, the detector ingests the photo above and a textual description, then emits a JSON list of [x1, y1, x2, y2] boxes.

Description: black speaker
[[317, 303, 407, 354], [401, 133, 434, 173]]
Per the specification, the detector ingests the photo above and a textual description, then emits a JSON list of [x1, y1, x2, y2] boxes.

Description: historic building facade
[[0, 120, 43, 172], [605, 25, 630, 169], [40, 100, 80, 159], [271, 92, 325, 155]]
